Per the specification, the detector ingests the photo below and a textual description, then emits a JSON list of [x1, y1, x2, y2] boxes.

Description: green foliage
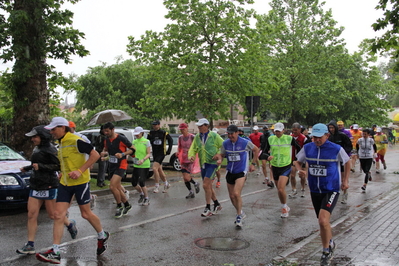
[[126, 0, 270, 125]]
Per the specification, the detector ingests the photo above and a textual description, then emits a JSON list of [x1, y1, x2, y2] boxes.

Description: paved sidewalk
[[272, 149, 399, 266]]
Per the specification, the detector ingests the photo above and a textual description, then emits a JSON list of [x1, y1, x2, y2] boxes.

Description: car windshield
[[0, 144, 26, 161]]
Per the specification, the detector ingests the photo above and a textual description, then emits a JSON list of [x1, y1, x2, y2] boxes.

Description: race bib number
[[154, 139, 162, 145], [109, 155, 118, 164], [228, 153, 240, 162], [309, 164, 327, 177], [32, 190, 49, 198]]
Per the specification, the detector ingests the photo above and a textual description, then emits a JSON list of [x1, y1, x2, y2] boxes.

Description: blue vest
[[223, 137, 250, 174], [304, 141, 342, 193]]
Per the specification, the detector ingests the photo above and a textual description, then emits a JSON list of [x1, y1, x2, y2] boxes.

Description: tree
[[0, 0, 88, 156], [126, 0, 272, 126], [74, 59, 152, 127], [255, 0, 357, 125]]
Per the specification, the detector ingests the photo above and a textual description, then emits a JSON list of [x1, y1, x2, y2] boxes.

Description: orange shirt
[[350, 129, 362, 148]]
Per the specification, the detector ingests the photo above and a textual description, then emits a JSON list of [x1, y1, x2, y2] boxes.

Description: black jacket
[[148, 129, 173, 156], [328, 121, 352, 155], [23, 127, 60, 190]]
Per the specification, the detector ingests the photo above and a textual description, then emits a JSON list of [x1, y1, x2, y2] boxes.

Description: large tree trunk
[[10, 0, 50, 158]]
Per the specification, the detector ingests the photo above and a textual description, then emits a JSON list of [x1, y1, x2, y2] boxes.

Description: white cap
[[133, 126, 144, 135], [352, 124, 359, 130], [376, 127, 382, 132], [44, 117, 69, 130], [253, 126, 259, 130], [196, 118, 210, 126], [274, 122, 284, 132]]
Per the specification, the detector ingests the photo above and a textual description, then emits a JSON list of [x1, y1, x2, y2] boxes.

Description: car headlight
[[0, 175, 19, 185]]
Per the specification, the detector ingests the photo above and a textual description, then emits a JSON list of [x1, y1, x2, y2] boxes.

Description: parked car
[[78, 127, 153, 180], [0, 142, 31, 209], [163, 134, 180, 171]]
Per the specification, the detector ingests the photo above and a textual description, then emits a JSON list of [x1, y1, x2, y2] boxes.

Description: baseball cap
[[337, 121, 344, 125], [178, 123, 188, 129], [376, 127, 382, 132], [151, 120, 160, 125], [25, 127, 38, 137], [311, 123, 328, 137], [253, 126, 259, 130], [69, 121, 76, 128], [226, 124, 238, 134], [133, 126, 144, 135], [274, 122, 284, 132], [195, 118, 209, 126], [44, 117, 69, 130], [263, 125, 269, 130], [352, 124, 359, 130]]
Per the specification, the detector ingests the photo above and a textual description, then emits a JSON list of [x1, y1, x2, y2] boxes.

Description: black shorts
[[109, 168, 126, 179], [153, 154, 165, 164], [226, 172, 246, 185], [310, 192, 339, 218], [271, 165, 291, 181], [259, 153, 268, 160]]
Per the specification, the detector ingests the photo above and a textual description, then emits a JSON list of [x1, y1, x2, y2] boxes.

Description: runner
[[131, 127, 151, 206], [101, 122, 133, 218], [349, 124, 362, 172], [260, 125, 274, 187], [374, 127, 388, 173], [289, 122, 307, 198], [36, 117, 109, 264], [17, 126, 77, 255], [176, 123, 200, 199], [188, 118, 223, 217], [263, 122, 301, 218], [218, 125, 259, 227], [356, 129, 377, 193], [249, 125, 262, 174], [148, 120, 173, 193], [294, 123, 350, 266]]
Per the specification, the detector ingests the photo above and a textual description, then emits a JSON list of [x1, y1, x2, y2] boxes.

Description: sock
[[213, 200, 220, 206], [97, 230, 105, 239], [52, 244, 60, 254], [190, 178, 196, 184], [155, 183, 159, 188], [164, 181, 169, 186], [117, 203, 122, 208], [323, 247, 330, 253], [140, 192, 144, 196], [145, 197, 149, 199], [282, 204, 288, 208], [185, 181, 192, 190], [206, 204, 211, 210], [27, 241, 34, 247]]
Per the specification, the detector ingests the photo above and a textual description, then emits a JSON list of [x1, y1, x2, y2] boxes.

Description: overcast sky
[[0, 0, 386, 101]]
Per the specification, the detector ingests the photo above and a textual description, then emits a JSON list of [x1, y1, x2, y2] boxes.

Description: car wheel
[[171, 156, 181, 171]]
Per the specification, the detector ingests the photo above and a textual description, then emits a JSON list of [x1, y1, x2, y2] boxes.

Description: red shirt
[[291, 133, 306, 160], [249, 132, 263, 148]]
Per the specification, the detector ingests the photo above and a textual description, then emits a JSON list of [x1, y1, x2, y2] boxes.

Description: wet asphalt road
[[1, 146, 399, 266]]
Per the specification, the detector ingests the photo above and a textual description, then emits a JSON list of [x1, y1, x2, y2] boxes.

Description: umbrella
[[87, 109, 133, 126]]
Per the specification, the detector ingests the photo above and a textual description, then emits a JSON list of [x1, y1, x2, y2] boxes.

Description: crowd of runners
[[15, 116, 395, 266]]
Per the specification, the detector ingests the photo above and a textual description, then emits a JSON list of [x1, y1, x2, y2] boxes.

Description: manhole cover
[[194, 237, 250, 251]]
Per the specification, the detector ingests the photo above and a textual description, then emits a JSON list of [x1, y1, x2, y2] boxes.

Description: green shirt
[[188, 131, 223, 167], [133, 137, 151, 168]]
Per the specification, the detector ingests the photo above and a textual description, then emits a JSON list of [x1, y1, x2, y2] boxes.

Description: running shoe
[[235, 215, 243, 228], [115, 207, 124, 218], [97, 231, 110, 255], [153, 186, 159, 193], [241, 211, 247, 219], [163, 183, 170, 193], [212, 204, 222, 214], [16, 243, 35, 255], [361, 185, 366, 193], [142, 198, 150, 206], [288, 190, 297, 198], [281, 206, 290, 218], [194, 182, 200, 193], [124, 190, 130, 200], [383, 162, 387, 170], [216, 181, 221, 188], [185, 191, 195, 199], [36, 249, 61, 264], [201, 208, 213, 217], [329, 239, 336, 254], [341, 193, 348, 204], [320, 252, 333, 266], [123, 204, 132, 215], [138, 194, 144, 205], [67, 219, 78, 239], [376, 169, 380, 174], [267, 180, 275, 188], [368, 173, 372, 181], [262, 178, 269, 184], [300, 189, 305, 198]]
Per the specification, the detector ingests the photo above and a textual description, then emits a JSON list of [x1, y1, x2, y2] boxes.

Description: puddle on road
[[194, 237, 250, 251]]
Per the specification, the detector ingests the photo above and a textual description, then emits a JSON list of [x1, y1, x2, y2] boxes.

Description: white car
[[162, 134, 180, 171]]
